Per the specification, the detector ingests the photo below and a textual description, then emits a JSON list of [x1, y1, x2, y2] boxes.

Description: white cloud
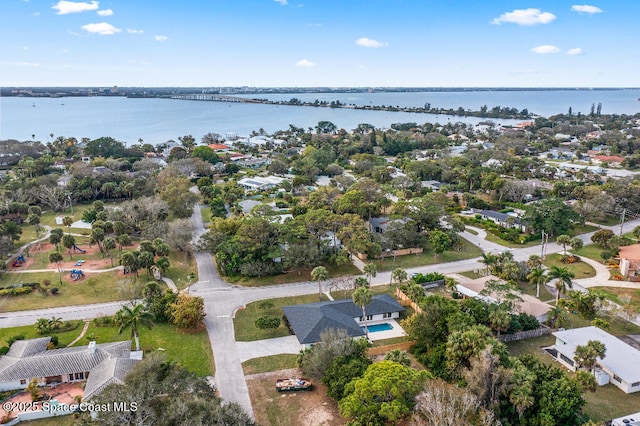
[[567, 47, 583, 55], [492, 8, 556, 25], [274, 0, 288, 4], [572, 4, 603, 14], [97, 9, 113, 16], [81, 22, 121, 35], [355, 37, 386, 48], [154, 35, 168, 42], [531, 45, 561, 54], [53, 1, 99, 15], [295, 59, 317, 68], [127, 28, 144, 34]]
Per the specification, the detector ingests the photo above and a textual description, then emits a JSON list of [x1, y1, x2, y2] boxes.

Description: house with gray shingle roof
[[83, 357, 139, 400], [0, 337, 137, 395], [283, 294, 404, 347]]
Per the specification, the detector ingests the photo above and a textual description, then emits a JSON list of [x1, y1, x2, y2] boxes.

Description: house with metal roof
[[282, 294, 404, 348], [0, 337, 137, 396], [552, 326, 640, 394]]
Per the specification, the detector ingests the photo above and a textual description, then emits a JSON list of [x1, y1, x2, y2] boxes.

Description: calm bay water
[[1, 89, 639, 145]]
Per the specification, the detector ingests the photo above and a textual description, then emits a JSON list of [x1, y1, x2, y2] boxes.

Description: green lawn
[[575, 243, 608, 264], [590, 286, 640, 312], [200, 206, 211, 225], [81, 322, 214, 376], [234, 294, 328, 341], [242, 354, 298, 375], [232, 262, 360, 287], [543, 253, 596, 278], [0, 271, 137, 312], [0, 320, 84, 349], [483, 232, 542, 248], [162, 251, 198, 289], [330, 284, 395, 301], [372, 238, 482, 271]]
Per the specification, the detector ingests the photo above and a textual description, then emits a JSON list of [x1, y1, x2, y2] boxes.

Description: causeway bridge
[[170, 94, 260, 103]]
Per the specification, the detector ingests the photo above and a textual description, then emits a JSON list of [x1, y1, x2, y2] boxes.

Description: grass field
[[242, 354, 298, 375], [591, 286, 640, 312], [232, 262, 360, 287], [81, 322, 214, 376], [162, 251, 198, 289], [575, 243, 609, 264], [0, 271, 145, 312], [0, 320, 84, 349], [372, 238, 482, 271], [234, 294, 328, 341], [542, 253, 596, 278]]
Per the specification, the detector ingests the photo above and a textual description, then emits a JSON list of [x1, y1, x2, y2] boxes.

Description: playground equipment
[[74, 260, 85, 266], [72, 245, 87, 254], [70, 269, 85, 281], [12, 254, 26, 267]]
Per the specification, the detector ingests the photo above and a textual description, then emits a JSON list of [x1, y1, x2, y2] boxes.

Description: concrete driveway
[[236, 336, 301, 363]]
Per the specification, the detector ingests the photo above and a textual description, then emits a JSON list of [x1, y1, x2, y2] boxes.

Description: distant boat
[[32, 102, 36, 107], [61, 101, 65, 105]]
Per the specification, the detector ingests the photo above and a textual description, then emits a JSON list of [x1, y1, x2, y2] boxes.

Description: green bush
[[255, 316, 281, 330], [7, 334, 25, 346], [258, 300, 275, 310], [0, 286, 34, 296], [0, 346, 9, 356], [92, 316, 114, 327]]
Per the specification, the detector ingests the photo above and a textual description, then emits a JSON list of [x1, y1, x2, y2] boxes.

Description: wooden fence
[[395, 287, 422, 314], [498, 327, 552, 342]]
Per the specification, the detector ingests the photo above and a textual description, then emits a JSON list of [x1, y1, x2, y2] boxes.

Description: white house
[[552, 326, 640, 394], [237, 175, 285, 191]]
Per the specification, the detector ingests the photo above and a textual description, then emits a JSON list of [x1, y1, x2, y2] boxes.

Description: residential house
[[237, 175, 285, 191], [593, 155, 625, 167], [0, 338, 136, 394], [283, 295, 404, 347], [420, 180, 442, 191], [552, 327, 640, 394], [619, 244, 640, 280], [473, 209, 525, 231], [369, 217, 412, 234], [208, 143, 231, 152]]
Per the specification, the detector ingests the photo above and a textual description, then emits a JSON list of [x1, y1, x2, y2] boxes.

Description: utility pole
[[540, 230, 548, 260], [619, 208, 626, 237]]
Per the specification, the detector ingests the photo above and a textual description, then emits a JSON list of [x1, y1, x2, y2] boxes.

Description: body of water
[[1, 89, 639, 145]]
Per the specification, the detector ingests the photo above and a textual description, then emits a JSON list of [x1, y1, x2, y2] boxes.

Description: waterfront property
[[282, 294, 405, 348], [551, 326, 640, 394]]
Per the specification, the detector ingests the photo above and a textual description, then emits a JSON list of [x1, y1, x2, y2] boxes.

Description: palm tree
[[311, 266, 328, 302], [353, 286, 372, 340], [478, 253, 496, 277], [155, 257, 170, 277], [526, 254, 543, 269], [548, 266, 575, 305], [49, 251, 64, 285], [392, 268, 407, 287], [115, 304, 155, 351], [526, 266, 549, 299], [546, 305, 569, 328], [557, 235, 572, 256], [363, 263, 377, 287], [62, 216, 73, 234], [62, 234, 75, 260], [103, 237, 116, 267]]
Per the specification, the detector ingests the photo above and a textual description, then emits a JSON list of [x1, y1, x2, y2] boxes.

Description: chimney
[[87, 341, 96, 354]]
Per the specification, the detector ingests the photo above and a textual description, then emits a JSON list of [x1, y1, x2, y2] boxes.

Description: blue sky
[[1, 0, 637, 87]]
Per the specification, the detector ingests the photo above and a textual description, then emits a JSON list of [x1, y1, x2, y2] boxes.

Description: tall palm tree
[[526, 266, 549, 299], [115, 304, 155, 351], [556, 235, 572, 256], [353, 286, 372, 340], [548, 266, 575, 305], [478, 253, 496, 277], [546, 305, 569, 328], [311, 266, 328, 302], [392, 268, 407, 287], [363, 263, 377, 287]]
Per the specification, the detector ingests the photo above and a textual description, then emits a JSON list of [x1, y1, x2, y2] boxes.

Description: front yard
[[371, 238, 482, 271]]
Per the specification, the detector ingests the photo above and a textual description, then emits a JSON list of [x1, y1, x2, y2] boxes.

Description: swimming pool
[[362, 323, 393, 333]]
